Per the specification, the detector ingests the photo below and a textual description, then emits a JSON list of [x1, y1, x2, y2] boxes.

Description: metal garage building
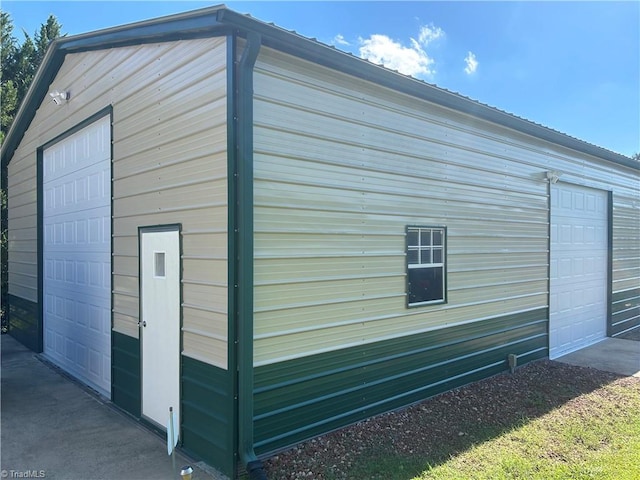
[[2, 6, 638, 478]]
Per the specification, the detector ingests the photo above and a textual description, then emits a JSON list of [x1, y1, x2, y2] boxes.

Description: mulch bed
[[263, 358, 639, 479]]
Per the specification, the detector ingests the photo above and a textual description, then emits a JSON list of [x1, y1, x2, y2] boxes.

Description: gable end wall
[[5, 36, 235, 475]]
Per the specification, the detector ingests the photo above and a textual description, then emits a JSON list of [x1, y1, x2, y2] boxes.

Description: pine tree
[[1, 11, 62, 330], [1, 11, 18, 144], [1, 11, 63, 142]]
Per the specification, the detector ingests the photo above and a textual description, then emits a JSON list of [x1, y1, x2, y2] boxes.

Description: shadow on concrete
[[1, 334, 226, 480]]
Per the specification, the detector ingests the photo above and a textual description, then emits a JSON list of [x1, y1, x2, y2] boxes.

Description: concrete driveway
[[1, 334, 226, 480], [556, 336, 640, 377]]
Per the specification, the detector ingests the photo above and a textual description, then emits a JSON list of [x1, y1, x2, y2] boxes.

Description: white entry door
[[140, 227, 181, 429], [549, 183, 608, 359], [43, 115, 111, 397]]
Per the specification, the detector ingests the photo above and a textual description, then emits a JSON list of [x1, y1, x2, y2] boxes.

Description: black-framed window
[[407, 226, 447, 306]]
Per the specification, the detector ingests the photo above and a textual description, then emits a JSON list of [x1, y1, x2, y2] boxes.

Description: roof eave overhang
[[1, 5, 231, 168], [2, 5, 637, 171], [218, 9, 636, 170]]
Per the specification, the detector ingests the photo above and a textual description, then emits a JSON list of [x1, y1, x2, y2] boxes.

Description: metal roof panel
[[2, 5, 637, 170]]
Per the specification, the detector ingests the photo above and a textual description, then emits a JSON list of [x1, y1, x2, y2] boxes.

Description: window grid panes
[[407, 227, 445, 268], [407, 226, 446, 306]]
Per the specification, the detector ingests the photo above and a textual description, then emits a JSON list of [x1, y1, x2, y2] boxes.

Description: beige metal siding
[[252, 47, 640, 366], [6, 38, 229, 369], [110, 39, 228, 369], [7, 134, 40, 302]]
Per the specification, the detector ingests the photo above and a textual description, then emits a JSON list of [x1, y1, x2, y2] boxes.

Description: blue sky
[[3, 1, 639, 157]]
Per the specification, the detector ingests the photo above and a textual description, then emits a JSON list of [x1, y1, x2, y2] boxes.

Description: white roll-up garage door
[[43, 115, 111, 397], [549, 183, 607, 359]]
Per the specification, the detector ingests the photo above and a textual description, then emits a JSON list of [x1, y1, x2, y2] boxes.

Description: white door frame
[[139, 224, 182, 430]]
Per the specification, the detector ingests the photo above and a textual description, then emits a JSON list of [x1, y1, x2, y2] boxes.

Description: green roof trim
[[1, 4, 636, 170], [219, 7, 636, 170], [1, 5, 229, 169]]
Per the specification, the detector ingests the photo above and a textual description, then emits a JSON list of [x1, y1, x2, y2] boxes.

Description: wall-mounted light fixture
[[49, 90, 70, 105], [546, 170, 563, 184]]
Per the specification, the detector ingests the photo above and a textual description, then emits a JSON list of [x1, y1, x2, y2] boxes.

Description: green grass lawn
[[264, 362, 640, 480], [354, 379, 640, 480]]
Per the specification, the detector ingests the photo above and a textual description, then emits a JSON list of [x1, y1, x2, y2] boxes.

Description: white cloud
[[358, 24, 444, 79], [464, 51, 478, 75], [332, 34, 350, 46], [359, 34, 435, 77], [418, 24, 444, 46]]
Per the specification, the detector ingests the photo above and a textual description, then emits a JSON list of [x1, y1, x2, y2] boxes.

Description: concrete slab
[[556, 337, 640, 377], [1, 334, 228, 480]]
